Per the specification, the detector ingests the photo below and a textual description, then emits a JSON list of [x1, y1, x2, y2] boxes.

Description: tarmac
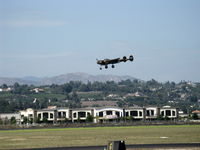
[[17, 143, 200, 150]]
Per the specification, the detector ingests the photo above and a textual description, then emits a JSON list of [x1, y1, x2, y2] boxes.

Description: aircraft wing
[[109, 58, 120, 64], [97, 58, 120, 65]]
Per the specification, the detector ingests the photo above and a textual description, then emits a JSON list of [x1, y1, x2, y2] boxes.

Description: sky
[[0, 0, 200, 82]]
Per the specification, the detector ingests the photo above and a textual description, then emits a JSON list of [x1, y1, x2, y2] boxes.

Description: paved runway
[[18, 143, 200, 150]]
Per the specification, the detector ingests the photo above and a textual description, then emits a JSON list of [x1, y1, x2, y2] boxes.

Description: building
[[30, 88, 44, 93], [18, 106, 180, 124], [160, 106, 179, 119], [0, 113, 20, 124], [145, 107, 159, 120], [37, 108, 57, 123], [192, 110, 200, 119], [72, 108, 93, 122], [57, 108, 72, 122], [125, 106, 145, 120], [93, 107, 123, 123], [19, 108, 36, 124]]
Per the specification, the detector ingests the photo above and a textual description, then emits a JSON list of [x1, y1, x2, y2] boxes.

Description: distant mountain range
[[0, 72, 137, 86]]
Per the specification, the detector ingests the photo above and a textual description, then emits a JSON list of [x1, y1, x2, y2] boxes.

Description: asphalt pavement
[[17, 143, 200, 150]]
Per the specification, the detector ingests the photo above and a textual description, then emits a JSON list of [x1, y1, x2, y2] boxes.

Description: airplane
[[96, 55, 134, 70]]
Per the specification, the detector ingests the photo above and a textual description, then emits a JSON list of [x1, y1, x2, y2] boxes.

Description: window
[[43, 113, 48, 119], [50, 113, 53, 119], [146, 109, 155, 116], [166, 110, 171, 116], [78, 112, 86, 118], [99, 112, 103, 117], [139, 111, 143, 117], [146, 110, 150, 116], [172, 111, 176, 116], [106, 111, 112, 115], [63, 112, 66, 117], [58, 112, 61, 118], [151, 110, 154, 116], [116, 111, 120, 117], [38, 114, 41, 119], [126, 112, 129, 117], [73, 113, 77, 118], [130, 111, 138, 117], [161, 111, 164, 116]]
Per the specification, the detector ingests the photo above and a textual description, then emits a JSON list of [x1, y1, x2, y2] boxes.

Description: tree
[[71, 91, 81, 108], [28, 118, 33, 124], [157, 115, 164, 120], [189, 96, 198, 103], [79, 84, 90, 92], [4, 117, 9, 125], [12, 83, 30, 94], [0, 99, 9, 113], [86, 114, 94, 122], [63, 118, 69, 123], [62, 83, 73, 94], [77, 117, 81, 123], [13, 82, 20, 89], [10, 116, 16, 125], [2, 84, 8, 89], [192, 113, 199, 120], [71, 91, 79, 102], [117, 101, 126, 108], [126, 116, 133, 122], [0, 118, 3, 125], [34, 117, 41, 123], [42, 117, 48, 123], [164, 116, 170, 121], [23, 117, 28, 124]]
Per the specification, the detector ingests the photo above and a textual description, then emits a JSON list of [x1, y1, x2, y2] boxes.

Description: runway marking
[[160, 137, 169, 139]]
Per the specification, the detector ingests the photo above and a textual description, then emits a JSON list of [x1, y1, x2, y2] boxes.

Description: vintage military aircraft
[[97, 55, 134, 70]]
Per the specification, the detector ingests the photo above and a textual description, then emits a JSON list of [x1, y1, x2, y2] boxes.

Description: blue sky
[[0, 0, 200, 82]]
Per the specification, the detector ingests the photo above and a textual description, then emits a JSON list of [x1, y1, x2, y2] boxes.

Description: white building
[[19, 108, 36, 123], [93, 107, 124, 123], [160, 106, 178, 119], [0, 113, 20, 124], [18, 106, 179, 124], [145, 107, 159, 119], [37, 108, 57, 123], [30, 88, 44, 93], [71, 108, 93, 122], [125, 107, 144, 120], [57, 108, 71, 122]]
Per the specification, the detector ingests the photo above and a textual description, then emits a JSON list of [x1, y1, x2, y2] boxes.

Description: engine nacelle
[[129, 55, 134, 61], [123, 56, 127, 62]]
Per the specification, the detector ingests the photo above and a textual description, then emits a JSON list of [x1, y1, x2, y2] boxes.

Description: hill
[[0, 72, 137, 85]]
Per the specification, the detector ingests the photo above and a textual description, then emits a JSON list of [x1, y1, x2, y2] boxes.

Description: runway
[[19, 143, 200, 150]]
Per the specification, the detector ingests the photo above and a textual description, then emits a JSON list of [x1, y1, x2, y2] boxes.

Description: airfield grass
[[0, 125, 199, 149]]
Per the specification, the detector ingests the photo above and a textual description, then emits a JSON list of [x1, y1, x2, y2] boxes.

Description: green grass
[[77, 91, 103, 99], [29, 93, 66, 100], [0, 125, 200, 149]]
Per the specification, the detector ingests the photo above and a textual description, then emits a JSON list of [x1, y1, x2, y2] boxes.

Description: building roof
[[192, 110, 200, 114]]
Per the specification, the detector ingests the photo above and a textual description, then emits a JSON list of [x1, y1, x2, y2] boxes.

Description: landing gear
[[105, 65, 108, 69], [111, 64, 115, 68], [123, 56, 127, 62]]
